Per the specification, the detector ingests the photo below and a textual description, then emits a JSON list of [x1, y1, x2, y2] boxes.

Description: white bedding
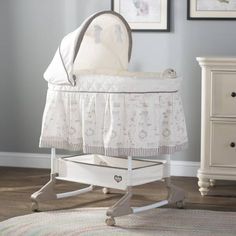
[[49, 72, 181, 93], [39, 73, 188, 157]]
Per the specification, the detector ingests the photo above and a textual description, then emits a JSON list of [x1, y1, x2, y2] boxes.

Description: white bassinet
[[32, 11, 188, 226]]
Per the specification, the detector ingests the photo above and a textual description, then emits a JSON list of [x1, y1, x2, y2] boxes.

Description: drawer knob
[[231, 92, 236, 97], [230, 142, 235, 148]]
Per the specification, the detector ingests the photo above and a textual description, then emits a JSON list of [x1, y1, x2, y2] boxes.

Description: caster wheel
[[31, 202, 39, 212], [210, 179, 216, 187], [176, 200, 185, 209], [102, 188, 110, 194], [105, 217, 116, 226]]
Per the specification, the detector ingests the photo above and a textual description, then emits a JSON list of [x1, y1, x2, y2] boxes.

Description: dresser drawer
[[210, 121, 236, 168], [211, 71, 236, 117]]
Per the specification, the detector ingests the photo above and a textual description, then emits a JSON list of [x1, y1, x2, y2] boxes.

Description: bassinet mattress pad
[[48, 72, 182, 93], [39, 73, 188, 157]]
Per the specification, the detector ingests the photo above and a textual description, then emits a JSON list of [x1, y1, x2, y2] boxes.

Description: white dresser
[[197, 57, 236, 196]]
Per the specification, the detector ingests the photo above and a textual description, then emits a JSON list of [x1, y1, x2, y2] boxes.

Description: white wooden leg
[[105, 154, 185, 224], [31, 175, 94, 210], [165, 154, 171, 178], [31, 148, 94, 211], [57, 185, 93, 199], [106, 187, 133, 218], [132, 200, 168, 213], [198, 177, 210, 196], [210, 179, 216, 187], [127, 156, 132, 186], [164, 154, 185, 208], [51, 148, 56, 175], [102, 188, 110, 194], [106, 156, 133, 223]]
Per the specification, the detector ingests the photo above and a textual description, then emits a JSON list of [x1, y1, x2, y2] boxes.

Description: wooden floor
[[1, 167, 236, 222]]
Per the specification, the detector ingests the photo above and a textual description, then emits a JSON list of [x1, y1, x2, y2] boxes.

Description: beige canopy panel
[[73, 11, 132, 72], [44, 11, 132, 86]]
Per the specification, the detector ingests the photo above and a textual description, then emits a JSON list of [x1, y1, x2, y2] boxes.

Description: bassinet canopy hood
[[44, 11, 132, 86]]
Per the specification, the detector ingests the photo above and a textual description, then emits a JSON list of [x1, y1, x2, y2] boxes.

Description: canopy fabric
[[43, 11, 132, 86]]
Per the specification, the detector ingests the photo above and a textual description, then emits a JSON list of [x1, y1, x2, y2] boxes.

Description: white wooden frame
[[188, 0, 236, 20], [112, 0, 170, 31]]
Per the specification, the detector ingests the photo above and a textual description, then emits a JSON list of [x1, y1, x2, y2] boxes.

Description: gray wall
[[1, 0, 236, 162]]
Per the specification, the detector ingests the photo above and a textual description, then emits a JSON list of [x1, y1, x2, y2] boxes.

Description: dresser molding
[[197, 56, 236, 196], [197, 57, 236, 67]]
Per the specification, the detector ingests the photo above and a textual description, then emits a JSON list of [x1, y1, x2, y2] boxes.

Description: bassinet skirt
[[39, 73, 188, 157]]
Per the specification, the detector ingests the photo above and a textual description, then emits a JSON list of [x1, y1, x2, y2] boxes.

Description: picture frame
[[187, 0, 236, 20], [111, 0, 170, 32]]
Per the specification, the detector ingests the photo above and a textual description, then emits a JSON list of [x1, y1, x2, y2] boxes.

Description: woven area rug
[[1, 208, 236, 236]]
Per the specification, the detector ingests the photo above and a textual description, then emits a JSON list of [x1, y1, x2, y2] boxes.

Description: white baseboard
[[0, 152, 199, 177], [0, 152, 51, 169], [170, 160, 199, 177]]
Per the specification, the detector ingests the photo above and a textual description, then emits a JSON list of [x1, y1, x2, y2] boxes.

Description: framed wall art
[[111, 0, 170, 31], [188, 0, 236, 20]]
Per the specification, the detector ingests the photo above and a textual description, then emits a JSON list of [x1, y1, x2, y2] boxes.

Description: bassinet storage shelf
[[57, 155, 166, 190]]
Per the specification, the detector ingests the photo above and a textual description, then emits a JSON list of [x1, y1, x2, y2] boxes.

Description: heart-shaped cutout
[[114, 175, 122, 183]]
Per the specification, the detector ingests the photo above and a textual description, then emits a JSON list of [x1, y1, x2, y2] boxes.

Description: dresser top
[[197, 57, 236, 67]]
